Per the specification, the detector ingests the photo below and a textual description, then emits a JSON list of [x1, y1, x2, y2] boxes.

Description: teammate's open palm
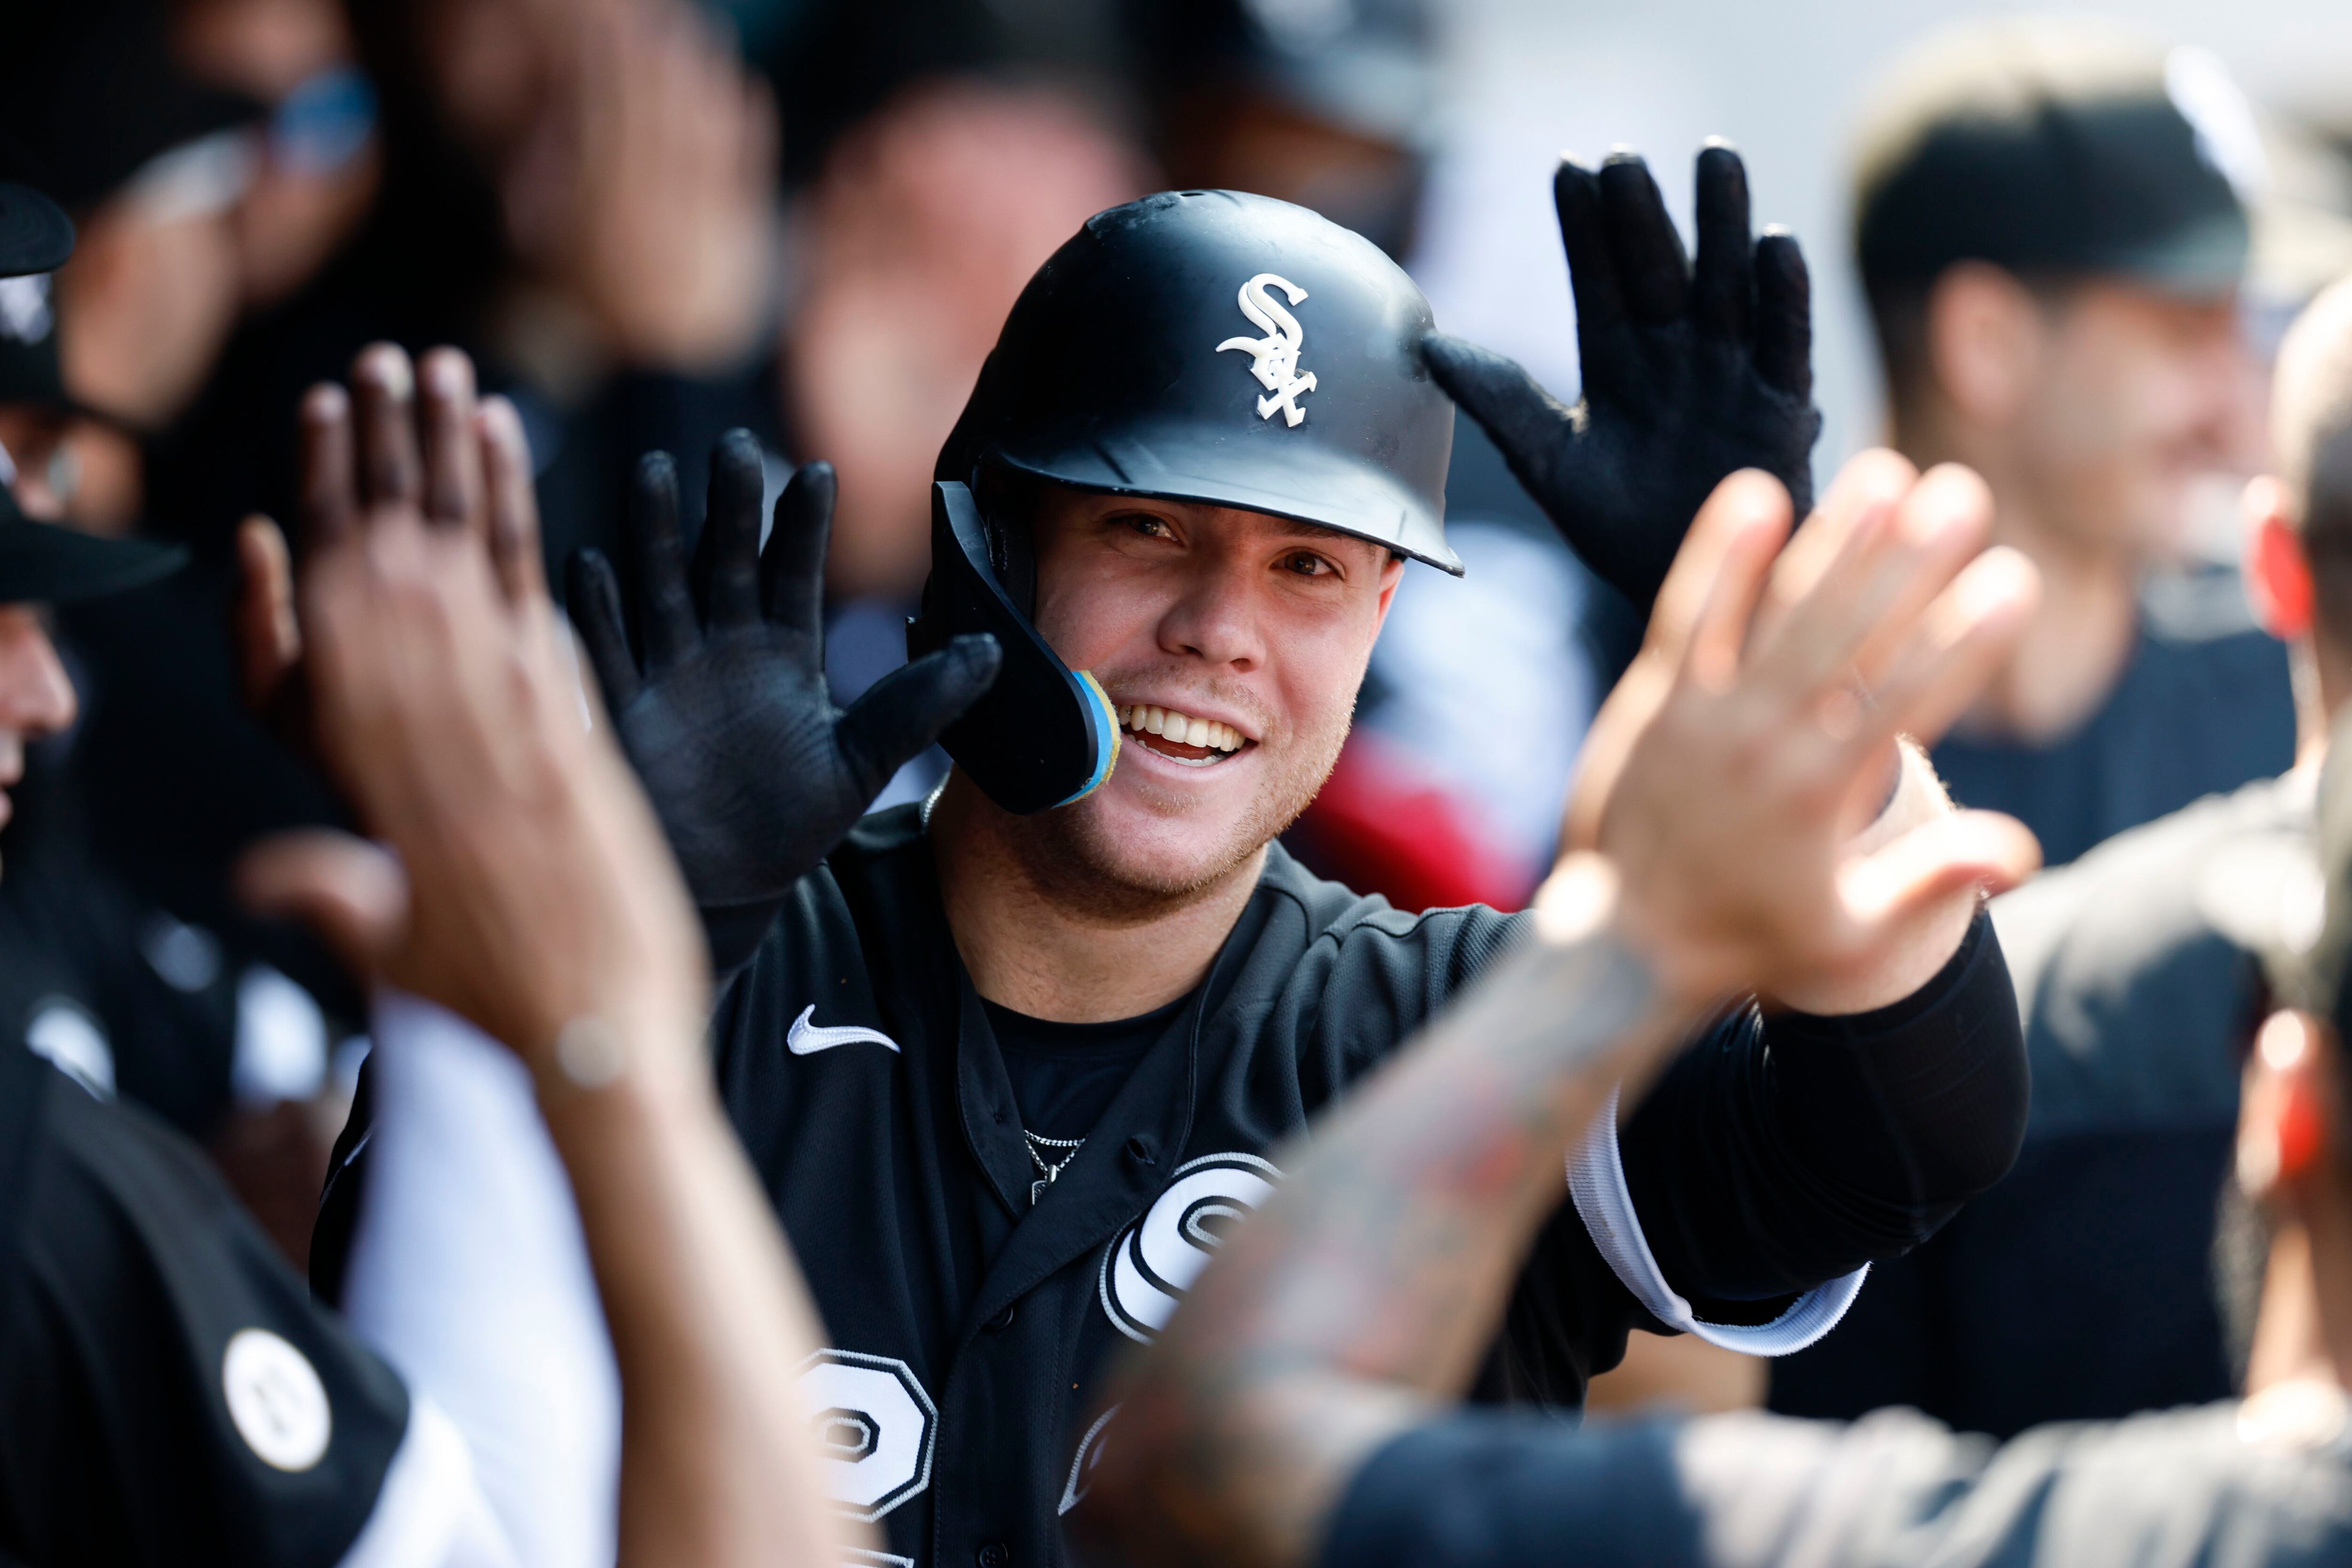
[[1423, 142, 1820, 611], [565, 436, 1000, 974], [238, 343, 709, 1060], [1562, 453, 2043, 1008]]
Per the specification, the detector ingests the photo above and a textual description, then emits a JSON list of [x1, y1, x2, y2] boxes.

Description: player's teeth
[[1120, 705, 1248, 752]]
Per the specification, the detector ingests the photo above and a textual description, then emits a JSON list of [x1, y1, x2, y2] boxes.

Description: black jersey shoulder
[[2, 1065, 406, 1568], [1991, 768, 2305, 1136]]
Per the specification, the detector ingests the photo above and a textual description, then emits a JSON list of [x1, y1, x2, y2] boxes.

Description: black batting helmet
[[909, 189, 1456, 815]]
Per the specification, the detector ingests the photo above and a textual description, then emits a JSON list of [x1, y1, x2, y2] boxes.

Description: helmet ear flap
[[971, 465, 1040, 618], [907, 481, 1119, 814]]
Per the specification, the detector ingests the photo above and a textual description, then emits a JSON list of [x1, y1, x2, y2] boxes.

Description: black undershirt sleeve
[[1621, 911, 2026, 1309], [1318, 1413, 1708, 1568], [1317, 1405, 2025, 1568]]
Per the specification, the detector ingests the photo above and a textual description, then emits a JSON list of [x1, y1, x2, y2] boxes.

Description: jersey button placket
[[978, 1541, 1010, 1568], [985, 1302, 1016, 1331]]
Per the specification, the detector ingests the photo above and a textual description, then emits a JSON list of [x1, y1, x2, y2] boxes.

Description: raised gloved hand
[[566, 431, 1000, 975], [1423, 141, 1819, 611]]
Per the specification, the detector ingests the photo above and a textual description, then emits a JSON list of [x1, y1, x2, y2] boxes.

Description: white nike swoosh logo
[[787, 1005, 901, 1056]]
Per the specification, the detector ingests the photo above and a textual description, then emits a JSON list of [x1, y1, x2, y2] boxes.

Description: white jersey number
[[796, 1350, 938, 1521]]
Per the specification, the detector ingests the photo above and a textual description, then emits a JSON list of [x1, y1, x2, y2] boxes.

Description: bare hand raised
[[1549, 452, 2043, 1011], [237, 343, 707, 1068]]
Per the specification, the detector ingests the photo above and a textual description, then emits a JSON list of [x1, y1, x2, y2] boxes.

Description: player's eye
[[1281, 550, 1335, 577], [1120, 513, 1176, 541]]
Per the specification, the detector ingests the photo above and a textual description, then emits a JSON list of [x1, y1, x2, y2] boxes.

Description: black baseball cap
[[1853, 17, 2252, 298], [0, 181, 70, 279]]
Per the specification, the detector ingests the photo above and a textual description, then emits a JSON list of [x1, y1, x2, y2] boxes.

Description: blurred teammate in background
[[1775, 271, 2352, 1434], [18, 0, 780, 1234], [0, 0, 375, 1261], [1847, 17, 2290, 871], [1773, 17, 2303, 1425]]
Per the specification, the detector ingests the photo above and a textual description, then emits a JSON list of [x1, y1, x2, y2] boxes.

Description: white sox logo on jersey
[[1216, 273, 1318, 427], [222, 1328, 332, 1472], [1099, 1152, 1280, 1342], [796, 1349, 937, 1521]]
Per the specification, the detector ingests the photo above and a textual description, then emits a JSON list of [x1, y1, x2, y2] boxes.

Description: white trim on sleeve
[[335, 1395, 517, 1568], [1567, 1086, 1867, 1356]]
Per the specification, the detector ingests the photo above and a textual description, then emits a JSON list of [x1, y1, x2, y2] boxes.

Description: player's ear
[[2240, 1011, 2333, 1203], [1926, 263, 2041, 427], [2243, 476, 2315, 642], [1370, 551, 1407, 631]]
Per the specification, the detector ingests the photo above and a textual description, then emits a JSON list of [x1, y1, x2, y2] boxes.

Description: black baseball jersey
[[0, 1043, 407, 1567], [1323, 1397, 2352, 1568], [713, 803, 2027, 1568]]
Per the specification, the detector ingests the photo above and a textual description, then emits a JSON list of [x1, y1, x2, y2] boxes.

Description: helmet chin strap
[[906, 481, 1120, 814]]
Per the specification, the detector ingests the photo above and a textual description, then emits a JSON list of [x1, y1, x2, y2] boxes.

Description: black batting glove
[[1424, 140, 1820, 611], [567, 431, 1000, 977]]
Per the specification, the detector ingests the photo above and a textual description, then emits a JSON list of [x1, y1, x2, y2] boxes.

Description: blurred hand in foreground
[[1555, 449, 2044, 1012], [235, 342, 705, 1061], [1424, 142, 1820, 612], [566, 438, 1000, 975], [234, 342, 865, 1568]]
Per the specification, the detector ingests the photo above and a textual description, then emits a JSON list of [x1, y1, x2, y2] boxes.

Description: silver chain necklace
[[1025, 1130, 1084, 1206]]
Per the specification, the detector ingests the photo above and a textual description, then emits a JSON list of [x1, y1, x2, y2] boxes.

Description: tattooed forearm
[[1083, 861, 1705, 1568]]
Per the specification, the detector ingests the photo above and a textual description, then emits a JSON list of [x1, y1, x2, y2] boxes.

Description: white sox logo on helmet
[[1216, 273, 1318, 427], [1099, 1151, 1280, 1342]]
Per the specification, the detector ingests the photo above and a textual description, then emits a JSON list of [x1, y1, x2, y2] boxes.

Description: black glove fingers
[[694, 429, 767, 630], [1597, 151, 1690, 326], [564, 548, 645, 711], [1554, 159, 1629, 364], [835, 633, 1002, 796], [760, 460, 836, 637], [1753, 227, 1816, 403], [1422, 334, 1577, 502], [629, 451, 701, 670], [1691, 139, 1754, 346]]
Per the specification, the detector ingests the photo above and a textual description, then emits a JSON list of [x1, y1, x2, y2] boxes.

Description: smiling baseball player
[[311, 147, 2032, 1568]]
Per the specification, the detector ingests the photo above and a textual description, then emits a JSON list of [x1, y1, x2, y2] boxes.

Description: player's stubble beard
[[992, 673, 1356, 925]]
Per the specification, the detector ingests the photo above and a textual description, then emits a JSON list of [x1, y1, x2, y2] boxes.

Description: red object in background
[[1289, 732, 1537, 914]]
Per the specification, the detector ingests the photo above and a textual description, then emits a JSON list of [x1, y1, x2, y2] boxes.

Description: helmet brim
[[988, 417, 1462, 576]]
